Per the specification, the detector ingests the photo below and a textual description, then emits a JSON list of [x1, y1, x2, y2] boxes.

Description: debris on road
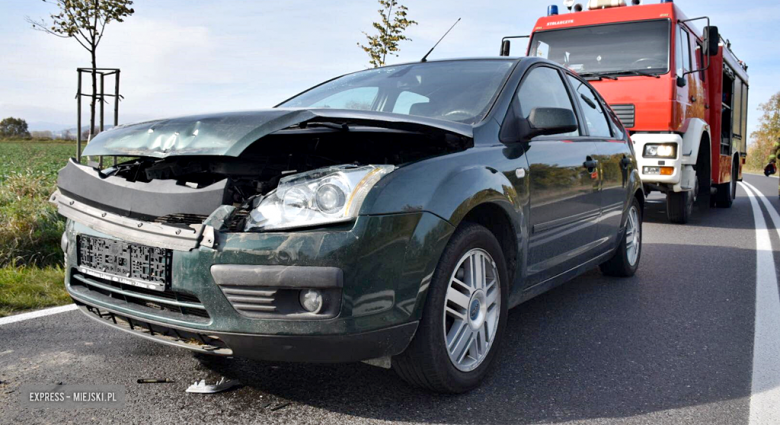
[[185, 377, 240, 394], [137, 379, 174, 384], [270, 402, 291, 411]]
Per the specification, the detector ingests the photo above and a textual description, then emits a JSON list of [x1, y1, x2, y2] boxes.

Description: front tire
[[600, 197, 642, 277], [667, 190, 692, 224], [392, 222, 509, 393]]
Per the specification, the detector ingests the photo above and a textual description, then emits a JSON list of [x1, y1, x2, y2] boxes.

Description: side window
[[516, 66, 579, 136], [696, 42, 705, 81], [309, 87, 378, 110], [393, 91, 429, 115], [567, 75, 612, 137], [607, 108, 625, 140], [680, 27, 691, 73], [675, 26, 685, 77], [741, 82, 749, 138], [733, 80, 743, 137]]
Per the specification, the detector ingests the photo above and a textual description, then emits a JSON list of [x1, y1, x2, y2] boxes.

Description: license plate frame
[[77, 235, 172, 292]]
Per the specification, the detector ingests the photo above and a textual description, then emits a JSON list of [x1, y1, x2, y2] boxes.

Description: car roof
[[371, 57, 523, 69]]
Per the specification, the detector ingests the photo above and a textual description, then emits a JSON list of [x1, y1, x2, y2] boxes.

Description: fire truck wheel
[[666, 191, 692, 224], [600, 197, 642, 277], [713, 166, 736, 208], [695, 141, 711, 207]]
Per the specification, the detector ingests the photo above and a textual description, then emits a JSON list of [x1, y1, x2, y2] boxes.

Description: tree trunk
[[90, 50, 97, 140], [89, 0, 99, 141]]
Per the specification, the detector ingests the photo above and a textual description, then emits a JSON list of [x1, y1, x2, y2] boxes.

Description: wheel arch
[[459, 202, 519, 285], [385, 163, 526, 322], [681, 118, 712, 167]]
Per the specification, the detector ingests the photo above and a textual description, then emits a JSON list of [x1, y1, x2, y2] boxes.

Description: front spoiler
[[73, 296, 418, 363]]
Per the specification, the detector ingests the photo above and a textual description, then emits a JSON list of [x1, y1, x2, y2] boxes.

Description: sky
[[1, 0, 778, 142]]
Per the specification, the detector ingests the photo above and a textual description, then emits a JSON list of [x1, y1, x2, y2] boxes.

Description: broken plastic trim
[[50, 190, 212, 251], [186, 378, 241, 394]]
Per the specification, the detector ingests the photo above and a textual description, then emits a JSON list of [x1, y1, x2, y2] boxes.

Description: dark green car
[[52, 57, 643, 393]]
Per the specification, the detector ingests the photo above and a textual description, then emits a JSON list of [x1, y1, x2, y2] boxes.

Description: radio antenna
[[421, 18, 461, 63]]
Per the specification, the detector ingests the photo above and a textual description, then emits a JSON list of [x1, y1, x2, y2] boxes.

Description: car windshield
[[528, 20, 670, 76], [278, 60, 515, 124]]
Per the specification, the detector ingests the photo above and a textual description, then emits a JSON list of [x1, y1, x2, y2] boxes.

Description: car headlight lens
[[245, 164, 395, 231], [643, 144, 677, 158]]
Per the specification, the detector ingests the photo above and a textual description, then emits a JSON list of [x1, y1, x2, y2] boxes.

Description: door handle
[[583, 159, 599, 170]]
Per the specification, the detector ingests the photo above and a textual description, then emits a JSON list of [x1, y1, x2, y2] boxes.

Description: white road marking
[[0, 304, 77, 326], [743, 182, 780, 240], [740, 182, 780, 425]]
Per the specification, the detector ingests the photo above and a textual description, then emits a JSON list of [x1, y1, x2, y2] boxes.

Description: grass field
[[0, 139, 74, 317]]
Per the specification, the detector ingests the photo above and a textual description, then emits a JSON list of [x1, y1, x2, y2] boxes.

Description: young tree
[[358, 0, 417, 68], [27, 0, 134, 140], [0, 117, 31, 139]]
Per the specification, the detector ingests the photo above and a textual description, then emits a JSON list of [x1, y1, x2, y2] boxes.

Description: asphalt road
[[2, 173, 779, 424]]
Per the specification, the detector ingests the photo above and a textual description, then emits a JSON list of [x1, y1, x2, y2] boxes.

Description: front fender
[[361, 148, 528, 314], [681, 118, 711, 166], [362, 148, 524, 229]]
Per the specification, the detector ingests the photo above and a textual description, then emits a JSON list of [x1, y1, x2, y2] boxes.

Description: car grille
[[77, 302, 230, 355], [611, 104, 636, 129], [154, 213, 208, 226], [219, 286, 279, 318], [70, 268, 211, 323]]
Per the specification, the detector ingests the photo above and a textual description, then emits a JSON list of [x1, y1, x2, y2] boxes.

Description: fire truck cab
[[510, 0, 749, 223]]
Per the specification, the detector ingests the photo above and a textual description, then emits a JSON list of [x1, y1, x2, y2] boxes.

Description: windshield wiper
[[578, 72, 618, 81], [603, 70, 660, 79]]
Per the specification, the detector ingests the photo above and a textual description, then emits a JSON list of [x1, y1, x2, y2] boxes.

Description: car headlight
[[643, 144, 677, 158], [245, 164, 395, 231]]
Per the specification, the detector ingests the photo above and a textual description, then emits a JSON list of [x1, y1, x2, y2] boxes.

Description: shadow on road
[[642, 190, 756, 230], [198, 241, 755, 423]]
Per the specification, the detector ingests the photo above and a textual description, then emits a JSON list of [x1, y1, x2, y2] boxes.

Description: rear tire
[[600, 197, 642, 277], [713, 164, 736, 208], [392, 222, 509, 393], [666, 190, 692, 224]]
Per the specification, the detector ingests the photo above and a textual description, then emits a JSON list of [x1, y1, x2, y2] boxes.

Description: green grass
[[0, 266, 68, 317], [0, 140, 73, 267], [0, 140, 74, 316]]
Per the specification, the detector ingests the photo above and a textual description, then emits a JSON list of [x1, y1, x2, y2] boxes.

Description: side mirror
[[500, 40, 511, 57], [526, 108, 578, 139], [704, 26, 719, 57], [676, 76, 687, 88]]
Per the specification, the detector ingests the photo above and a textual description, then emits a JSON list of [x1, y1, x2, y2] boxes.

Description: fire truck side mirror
[[704, 26, 720, 57], [676, 76, 687, 88], [501, 40, 511, 57]]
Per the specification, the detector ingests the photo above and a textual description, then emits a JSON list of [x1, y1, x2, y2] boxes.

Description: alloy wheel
[[442, 248, 501, 372], [626, 206, 641, 266]]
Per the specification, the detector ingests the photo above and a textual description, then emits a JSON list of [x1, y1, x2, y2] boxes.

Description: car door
[[566, 73, 631, 250], [513, 66, 602, 285]]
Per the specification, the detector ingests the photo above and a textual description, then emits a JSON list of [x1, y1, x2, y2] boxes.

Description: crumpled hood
[[81, 108, 474, 158]]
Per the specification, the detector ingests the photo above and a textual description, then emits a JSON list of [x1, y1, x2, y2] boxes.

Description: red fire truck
[[503, 0, 749, 223]]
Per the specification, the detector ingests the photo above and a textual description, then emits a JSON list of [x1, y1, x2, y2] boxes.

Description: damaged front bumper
[[58, 200, 454, 362]]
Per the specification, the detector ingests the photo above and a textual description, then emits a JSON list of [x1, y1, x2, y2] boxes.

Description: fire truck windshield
[[529, 20, 670, 76]]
